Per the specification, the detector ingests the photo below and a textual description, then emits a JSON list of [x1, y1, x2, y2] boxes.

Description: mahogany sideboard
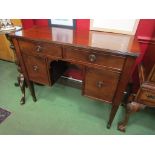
[[9, 26, 140, 128]]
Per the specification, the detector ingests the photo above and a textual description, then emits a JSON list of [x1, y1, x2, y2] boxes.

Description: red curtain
[[21, 19, 90, 30], [21, 19, 35, 29]]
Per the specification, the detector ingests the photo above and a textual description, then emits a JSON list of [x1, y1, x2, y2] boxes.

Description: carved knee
[[127, 102, 145, 113]]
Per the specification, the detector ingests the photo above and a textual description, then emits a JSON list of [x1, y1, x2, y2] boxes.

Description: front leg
[[118, 101, 145, 132], [18, 73, 26, 105], [107, 105, 119, 129]]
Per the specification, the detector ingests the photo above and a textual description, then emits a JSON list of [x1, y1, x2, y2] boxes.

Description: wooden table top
[[10, 26, 140, 57]]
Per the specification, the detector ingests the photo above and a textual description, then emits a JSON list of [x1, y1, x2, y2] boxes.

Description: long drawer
[[83, 68, 120, 103], [64, 46, 125, 70], [18, 39, 62, 58], [137, 88, 155, 107]]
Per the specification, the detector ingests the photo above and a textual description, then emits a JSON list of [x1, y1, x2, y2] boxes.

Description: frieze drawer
[[64, 47, 125, 71], [18, 39, 62, 58]]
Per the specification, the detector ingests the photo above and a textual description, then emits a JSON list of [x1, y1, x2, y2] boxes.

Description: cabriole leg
[[17, 73, 26, 105], [118, 100, 146, 132]]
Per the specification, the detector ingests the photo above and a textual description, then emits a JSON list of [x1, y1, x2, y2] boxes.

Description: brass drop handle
[[96, 81, 104, 88], [36, 45, 42, 52], [146, 94, 155, 99], [33, 65, 39, 71], [88, 54, 96, 62]]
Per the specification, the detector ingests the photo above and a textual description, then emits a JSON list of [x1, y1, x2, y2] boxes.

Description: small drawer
[[18, 39, 62, 58], [137, 89, 155, 107], [83, 68, 120, 103], [22, 54, 50, 85], [64, 47, 125, 70]]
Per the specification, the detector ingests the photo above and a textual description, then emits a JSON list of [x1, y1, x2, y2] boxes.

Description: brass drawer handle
[[33, 65, 39, 71], [36, 45, 42, 52], [88, 54, 96, 62], [96, 81, 104, 88], [146, 94, 155, 100]]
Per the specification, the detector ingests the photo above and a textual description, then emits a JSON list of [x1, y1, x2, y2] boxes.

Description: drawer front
[[64, 47, 125, 70], [22, 54, 50, 85], [19, 39, 62, 58], [137, 89, 155, 106], [83, 68, 120, 103]]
